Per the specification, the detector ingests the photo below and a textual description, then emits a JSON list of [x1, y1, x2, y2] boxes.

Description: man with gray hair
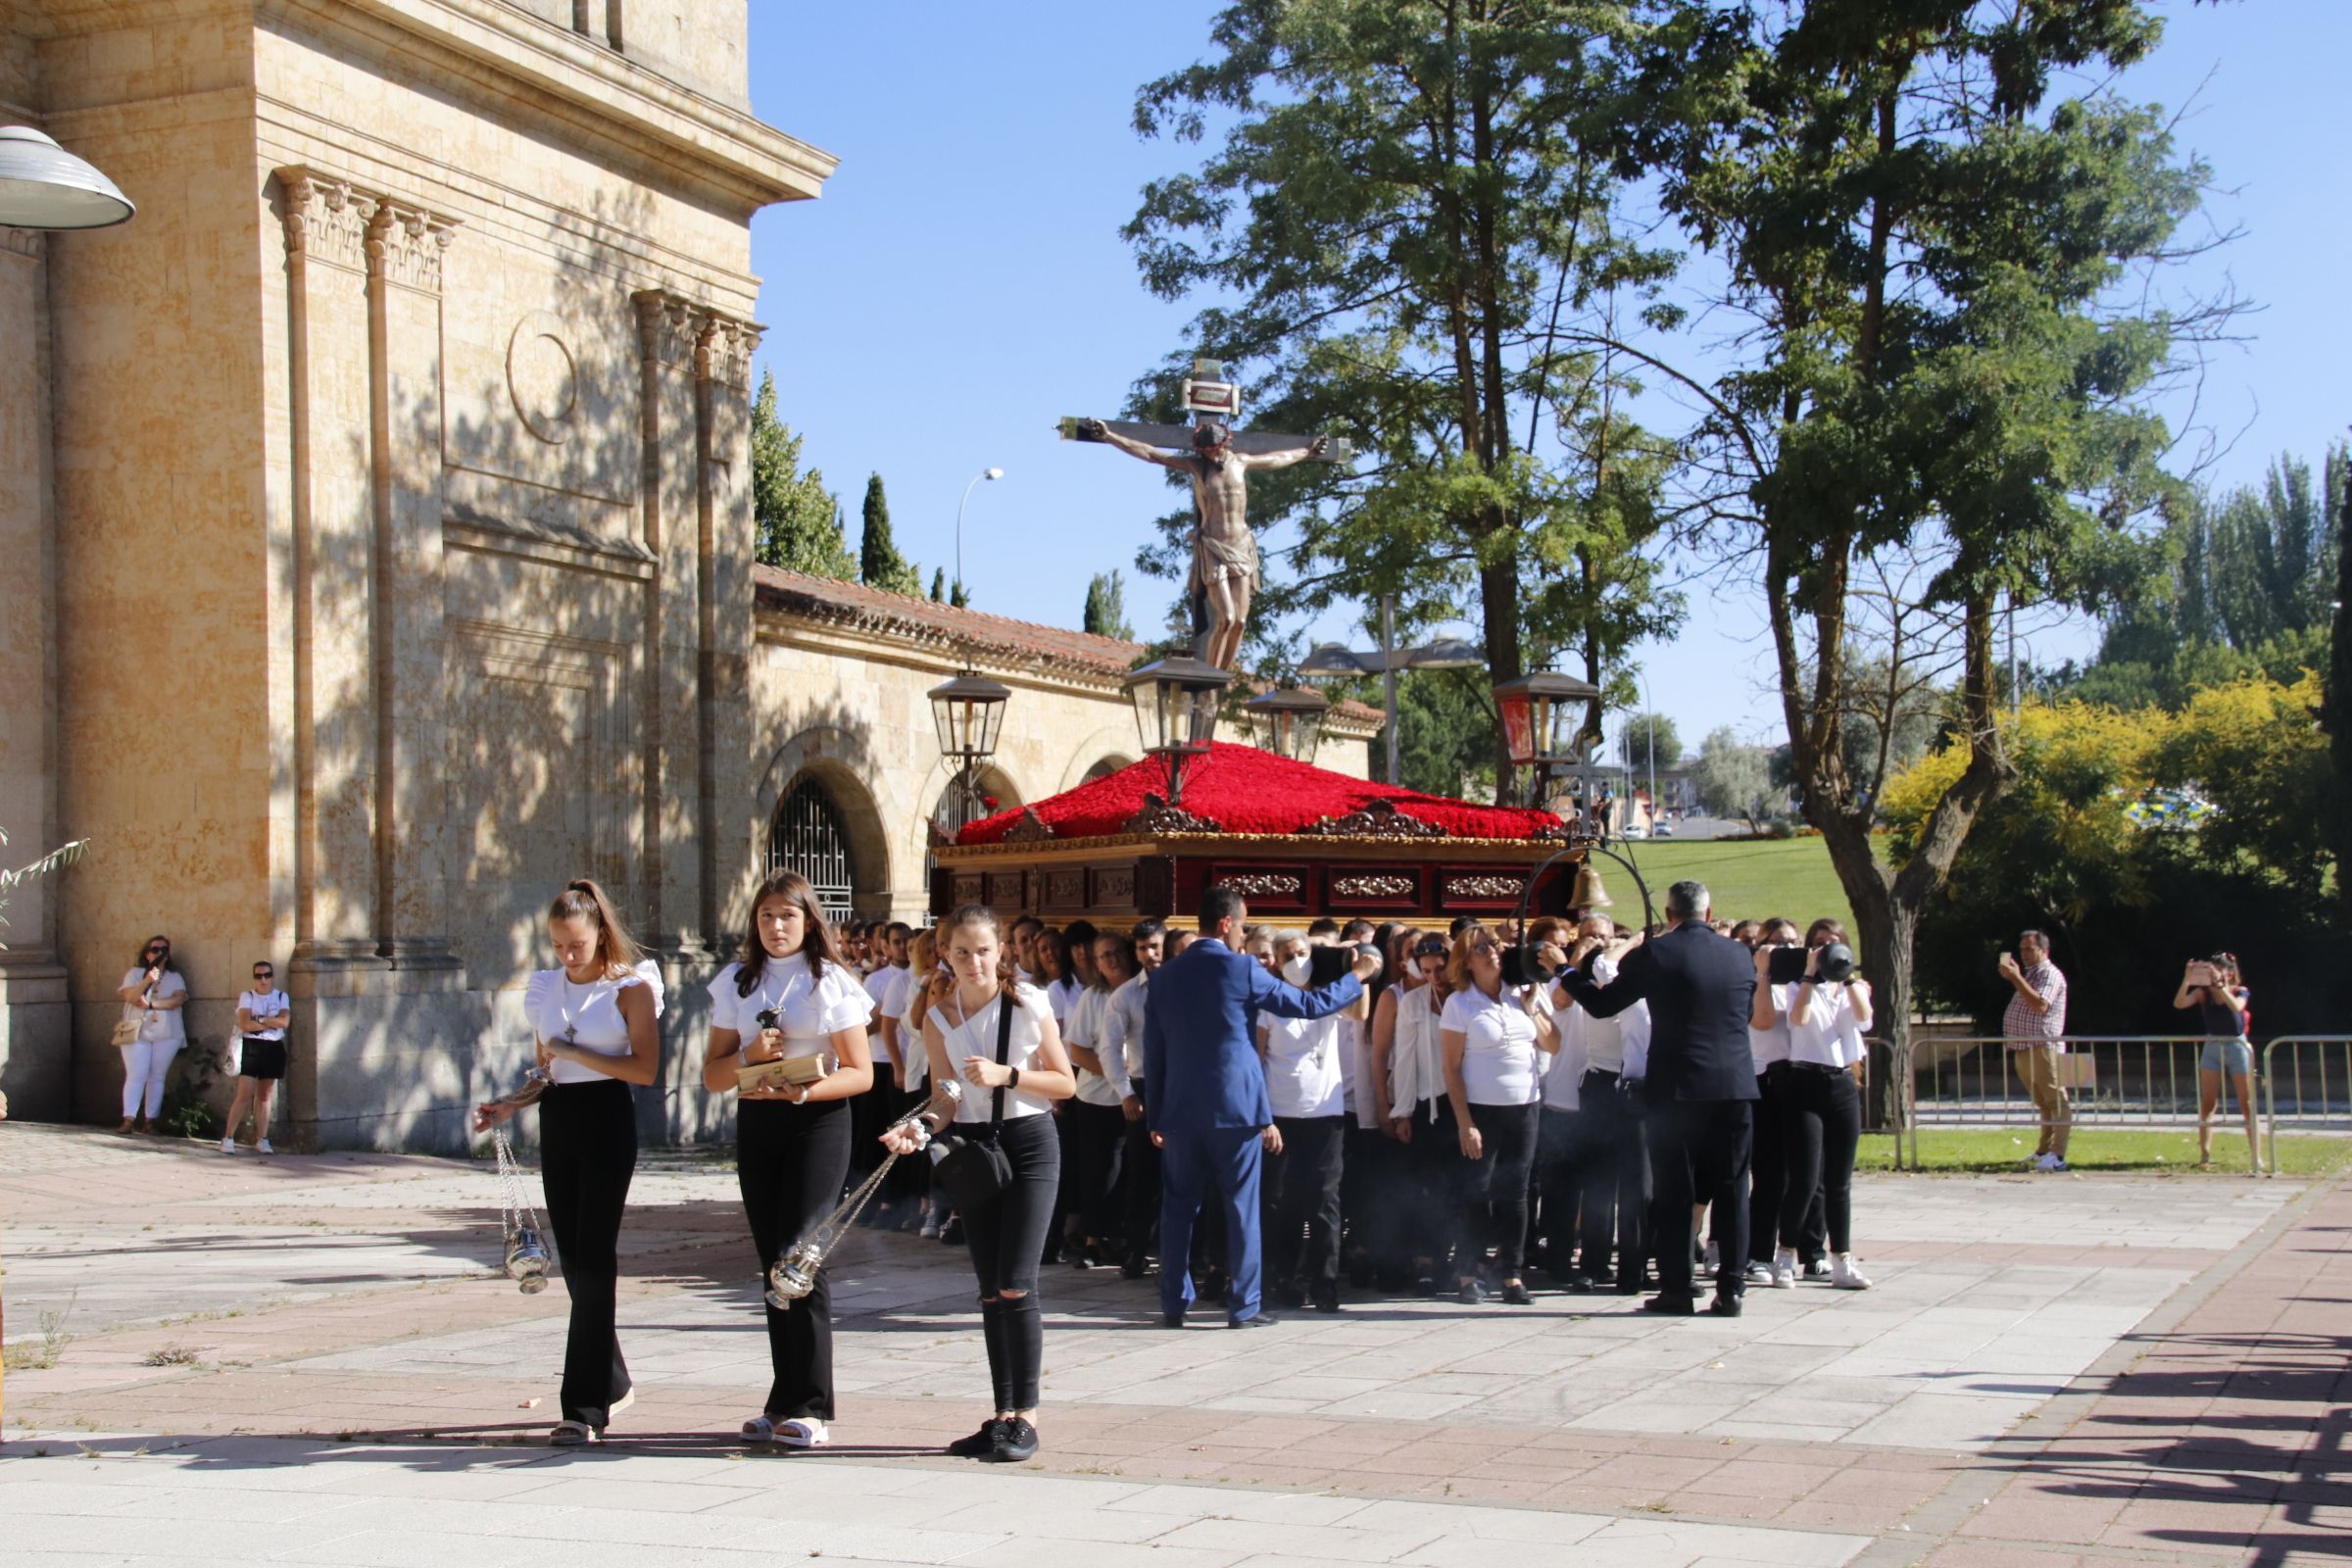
[[1557, 879, 1760, 1316]]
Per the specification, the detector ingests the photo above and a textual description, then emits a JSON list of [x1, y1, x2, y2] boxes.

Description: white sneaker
[[256, 1139, 275, 1155], [1742, 1260, 1772, 1285], [1804, 1256, 1833, 1281], [918, 1212, 942, 1240], [1830, 1252, 1872, 1291], [1702, 1240, 1720, 1275], [1771, 1248, 1797, 1289], [220, 1137, 237, 1154], [2047, 1156, 2068, 1172]]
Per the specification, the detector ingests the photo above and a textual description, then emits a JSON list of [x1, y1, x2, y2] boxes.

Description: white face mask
[[1281, 955, 1313, 987]]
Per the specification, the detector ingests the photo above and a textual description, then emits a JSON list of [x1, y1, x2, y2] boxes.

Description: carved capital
[[276, 168, 370, 273], [632, 288, 702, 369], [695, 313, 761, 391], [365, 200, 459, 294]]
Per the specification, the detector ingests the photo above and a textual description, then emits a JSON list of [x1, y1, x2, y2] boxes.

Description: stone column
[[632, 290, 711, 959], [275, 170, 384, 980], [363, 198, 461, 974], [694, 312, 760, 941], [0, 225, 71, 1119]]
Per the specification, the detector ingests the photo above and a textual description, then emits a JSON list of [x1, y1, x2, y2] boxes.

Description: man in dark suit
[[1144, 884, 1376, 1328], [1557, 879, 1758, 1316]]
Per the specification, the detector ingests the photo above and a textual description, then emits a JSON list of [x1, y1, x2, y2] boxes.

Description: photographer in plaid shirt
[[1998, 932, 2071, 1171]]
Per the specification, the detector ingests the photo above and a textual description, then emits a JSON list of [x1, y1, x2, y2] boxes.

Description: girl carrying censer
[[473, 879, 664, 1446], [702, 869, 875, 1448]]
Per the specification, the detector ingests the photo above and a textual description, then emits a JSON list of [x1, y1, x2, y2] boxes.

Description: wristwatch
[[1007, 1066, 1023, 1092]]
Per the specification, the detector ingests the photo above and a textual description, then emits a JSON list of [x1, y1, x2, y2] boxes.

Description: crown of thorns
[[1191, 421, 1231, 449]]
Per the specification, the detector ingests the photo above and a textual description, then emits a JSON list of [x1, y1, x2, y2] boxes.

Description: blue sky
[[745, 1, 2351, 748]]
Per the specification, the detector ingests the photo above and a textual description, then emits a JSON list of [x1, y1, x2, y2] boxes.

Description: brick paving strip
[[1, 1123, 2336, 1565]]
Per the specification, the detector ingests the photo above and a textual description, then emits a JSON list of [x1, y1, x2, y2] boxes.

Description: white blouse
[[707, 957, 872, 1061], [238, 989, 290, 1042], [930, 983, 1056, 1123], [1788, 980, 1870, 1070], [1386, 984, 1446, 1121], [882, 965, 928, 1091], [525, 960, 665, 1084], [1441, 986, 1543, 1106], [120, 968, 188, 1044], [1259, 1010, 1346, 1120], [1065, 986, 1125, 1107]]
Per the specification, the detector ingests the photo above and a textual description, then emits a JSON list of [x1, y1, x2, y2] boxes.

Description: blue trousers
[[1157, 1125, 1264, 1321]]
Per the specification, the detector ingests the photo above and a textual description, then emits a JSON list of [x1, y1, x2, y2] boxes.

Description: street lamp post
[[927, 666, 1011, 835], [1300, 600, 1484, 785], [954, 466, 1004, 602], [1123, 656, 1234, 807]]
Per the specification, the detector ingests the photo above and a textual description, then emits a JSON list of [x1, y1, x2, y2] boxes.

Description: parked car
[[1653, 821, 1675, 838]]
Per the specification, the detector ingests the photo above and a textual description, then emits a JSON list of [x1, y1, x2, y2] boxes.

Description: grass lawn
[[1602, 835, 1857, 933], [1857, 1127, 2348, 1176]]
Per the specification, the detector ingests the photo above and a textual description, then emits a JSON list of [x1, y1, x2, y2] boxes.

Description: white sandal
[[740, 1413, 778, 1443], [549, 1419, 597, 1446], [778, 1416, 829, 1448]]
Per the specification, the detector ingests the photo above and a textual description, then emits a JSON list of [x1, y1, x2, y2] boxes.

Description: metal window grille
[[769, 779, 856, 923]]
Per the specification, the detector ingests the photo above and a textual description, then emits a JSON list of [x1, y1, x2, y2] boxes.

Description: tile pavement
[[2, 1120, 2340, 1565]]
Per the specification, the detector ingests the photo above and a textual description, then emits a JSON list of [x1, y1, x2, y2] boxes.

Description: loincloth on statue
[[1187, 527, 1260, 596]]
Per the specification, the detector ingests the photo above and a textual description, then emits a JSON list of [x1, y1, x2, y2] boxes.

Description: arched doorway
[[1082, 755, 1134, 784], [769, 777, 858, 923]]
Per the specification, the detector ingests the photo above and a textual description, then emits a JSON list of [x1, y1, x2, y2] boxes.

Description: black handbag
[[928, 987, 1015, 1209]]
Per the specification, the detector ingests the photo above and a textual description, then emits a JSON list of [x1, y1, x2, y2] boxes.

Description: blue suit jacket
[[1144, 939, 1364, 1133]]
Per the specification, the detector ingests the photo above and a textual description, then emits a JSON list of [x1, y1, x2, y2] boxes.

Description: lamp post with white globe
[[953, 466, 1004, 604]]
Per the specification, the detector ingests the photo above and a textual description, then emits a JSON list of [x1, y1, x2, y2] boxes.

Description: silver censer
[[766, 1083, 959, 1309]]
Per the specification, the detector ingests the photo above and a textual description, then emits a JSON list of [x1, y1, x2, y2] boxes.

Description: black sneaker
[[1270, 1281, 1307, 1311], [1073, 1244, 1103, 1271], [1458, 1280, 1486, 1305], [987, 1416, 1039, 1462], [1500, 1280, 1533, 1305], [1567, 1272, 1595, 1295], [947, 1418, 1005, 1458], [1708, 1292, 1743, 1318], [1310, 1285, 1341, 1314], [939, 1216, 964, 1247], [1121, 1252, 1150, 1280]]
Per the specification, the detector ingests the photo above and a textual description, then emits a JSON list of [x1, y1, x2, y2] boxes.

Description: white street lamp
[[954, 466, 1004, 603], [0, 126, 134, 229]]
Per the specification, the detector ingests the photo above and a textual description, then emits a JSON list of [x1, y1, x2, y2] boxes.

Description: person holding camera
[[1998, 931, 2071, 1171], [1754, 919, 1872, 1290], [115, 935, 187, 1135], [700, 869, 877, 1449], [2176, 953, 2254, 1168], [1746, 919, 1828, 1284], [1438, 923, 1562, 1305]]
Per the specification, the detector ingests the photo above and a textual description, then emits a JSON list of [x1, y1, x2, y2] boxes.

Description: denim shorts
[[2198, 1038, 2252, 1076]]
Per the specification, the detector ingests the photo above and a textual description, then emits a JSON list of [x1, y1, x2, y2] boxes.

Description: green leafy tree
[[1124, 0, 1682, 797], [858, 472, 922, 597], [1617, 712, 1682, 771], [1639, 0, 2212, 1072], [1395, 668, 1497, 800], [1082, 571, 1136, 641], [749, 371, 854, 577], [1689, 728, 1776, 831]]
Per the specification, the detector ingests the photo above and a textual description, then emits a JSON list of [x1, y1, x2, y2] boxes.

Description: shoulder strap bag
[[928, 986, 1016, 1209]]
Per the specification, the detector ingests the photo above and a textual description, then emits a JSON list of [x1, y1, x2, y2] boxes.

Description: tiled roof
[[752, 564, 1385, 725]]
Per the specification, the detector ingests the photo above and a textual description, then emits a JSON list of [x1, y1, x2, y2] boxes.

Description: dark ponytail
[[736, 869, 843, 997], [546, 879, 642, 978]]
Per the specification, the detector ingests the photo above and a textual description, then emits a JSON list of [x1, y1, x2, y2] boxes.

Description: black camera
[[1306, 943, 1381, 987], [1815, 942, 1857, 984], [1765, 945, 1808, 985], [1499, 944, 1557, 988]]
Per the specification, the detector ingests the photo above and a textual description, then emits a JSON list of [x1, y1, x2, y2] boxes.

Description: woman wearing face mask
[[1754, 918, 1872, 1291], [1257, 933, 1348, 1312], [882, 904, 1075, 1463], [473, 880, 664, 1446], [701, 870, 877, 1448], [116, 935, 187, 1135], [1439, 922, 1560, 1304]]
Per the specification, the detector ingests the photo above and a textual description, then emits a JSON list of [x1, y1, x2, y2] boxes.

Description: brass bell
[[1570, 859, 1614, 910], [505, 1224, 552, 1295]]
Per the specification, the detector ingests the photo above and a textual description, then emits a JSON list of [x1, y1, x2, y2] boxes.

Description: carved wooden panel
[[1331, 871, 1419, 905], [1092, 864, 1136, 906], [1211, 865, 1309, 910], [1134, 858, 1175, 916], [986, 871, 1028, 910], [952, 872, 985, 906], [1043, 868, 1085, 910], [1444, 873, 1526, 905]]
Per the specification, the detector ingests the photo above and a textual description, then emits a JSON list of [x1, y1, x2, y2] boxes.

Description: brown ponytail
[[547, 879, 643, 978]]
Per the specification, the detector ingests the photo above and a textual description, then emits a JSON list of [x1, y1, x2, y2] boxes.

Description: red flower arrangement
[[957, 741, 1559, 845], [981, 795, 1000, 810]]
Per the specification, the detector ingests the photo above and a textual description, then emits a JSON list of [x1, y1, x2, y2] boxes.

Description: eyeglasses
[[1469, 942, 1498, 957], [253, 970, 273, 980]]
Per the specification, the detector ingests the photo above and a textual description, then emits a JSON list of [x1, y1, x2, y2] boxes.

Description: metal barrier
[[2258, 1037, 2352, 1178], [1892, 1035, 2278, 1176]]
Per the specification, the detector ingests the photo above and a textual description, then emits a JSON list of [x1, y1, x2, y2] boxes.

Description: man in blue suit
[[1145, 884, 1376, 1327]]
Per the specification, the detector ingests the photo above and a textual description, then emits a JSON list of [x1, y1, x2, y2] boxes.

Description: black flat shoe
[[1228, 1312, 1278, 1329], [1642, 1294, 1697, 1316], [947, 1418, 1005, 1458], [1457, 1280, 1486, 1305], [987, 1415, 1039, 1462], [1159, 1310, 1186, 1328], [1411, 1274, 1439, 1298], [939, 1217, 964, 1247], [1615, 1275, 1645, 1296], [1501, 1281, 1533, 1305], [1567, 1273, 1595, 1295], [1121, 1254, 1150, 1280], [1270, 1282, 1307, 1310], [1708, 1293, 1742, 1318], [1310, 1287, 1341, 1314]]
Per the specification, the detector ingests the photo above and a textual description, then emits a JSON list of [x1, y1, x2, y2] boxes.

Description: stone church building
[[0, 2, 1371, 1152]]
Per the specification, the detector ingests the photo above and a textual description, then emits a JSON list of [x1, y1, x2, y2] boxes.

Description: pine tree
[[749, 371, 853, 577], [1082, 570, 1135, 641], [858, 473, 922, 596], [951, 578, 970, 610], [929, 567, 947, 602]]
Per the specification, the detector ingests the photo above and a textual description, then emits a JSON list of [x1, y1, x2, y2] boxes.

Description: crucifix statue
[[1063, 360, 1351, 671]]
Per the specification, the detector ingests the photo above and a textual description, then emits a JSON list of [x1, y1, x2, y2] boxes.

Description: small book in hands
[[738, 1053, 837, 1095]]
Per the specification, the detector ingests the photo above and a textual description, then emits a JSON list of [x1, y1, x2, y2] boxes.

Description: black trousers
[[1122, 1099, 1160, 1262], [960, 1114, 1060, 1411], [1780, 1064, 1861, 1254], [1647, 1098, 1753, 1302], [1263, 1114, 1347, 1293], [1575, 1072, 1650, 1280], [1535, 1105, 1583, 1277], [1750, 1064, 1827, 1264], [539, 1078, 636, 1427], [738, 1097, 852, 1420], [1345, 1124, 1401, 1276], [1401, 1099, 1458, 1272], [1454, 1100, 1541, 1278], [1063, 1098, 1127, 1245]]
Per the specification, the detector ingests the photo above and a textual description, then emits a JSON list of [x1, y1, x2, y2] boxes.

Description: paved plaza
[[2, 1122, 2342, 1566]]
